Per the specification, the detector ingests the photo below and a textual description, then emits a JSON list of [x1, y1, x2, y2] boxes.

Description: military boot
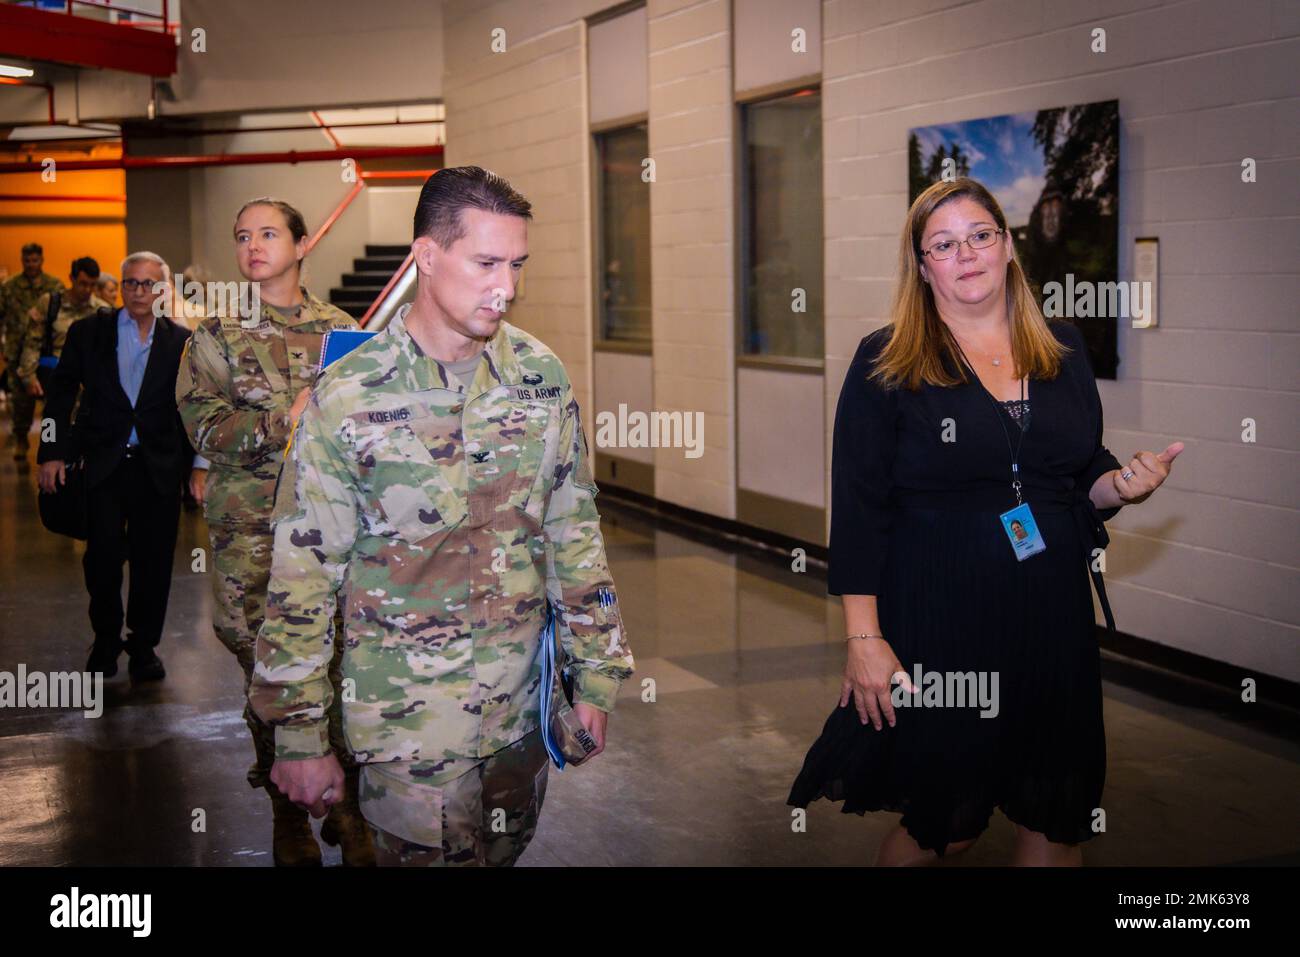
[[268, 785, 322, 867], [320, 767, 375, 866]]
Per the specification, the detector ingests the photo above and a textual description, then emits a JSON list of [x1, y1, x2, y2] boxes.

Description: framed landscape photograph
[[909, 99, 1121, 378]]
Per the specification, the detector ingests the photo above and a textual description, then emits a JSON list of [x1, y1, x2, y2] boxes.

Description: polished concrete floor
[[1, 410, 1297, 867]]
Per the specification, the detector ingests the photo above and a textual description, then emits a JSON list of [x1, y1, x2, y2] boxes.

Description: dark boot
[[127, 649, 166, 682], [86, 638, 123, 678], [320, 767, 375, 866], [269, 785, 322, 867]]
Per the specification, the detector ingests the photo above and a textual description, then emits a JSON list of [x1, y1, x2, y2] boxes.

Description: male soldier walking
[[2, 243, 64, 461], [251, 167, 634, 866], [176, 198, 371, 866], [18, 256, 109, 402]]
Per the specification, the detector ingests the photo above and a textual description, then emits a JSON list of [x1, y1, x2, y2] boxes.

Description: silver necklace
[[950, 328, 1009, 366]]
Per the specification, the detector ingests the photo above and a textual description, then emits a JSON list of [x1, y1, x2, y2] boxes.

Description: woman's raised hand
[[1114, 441, 1184, 505]]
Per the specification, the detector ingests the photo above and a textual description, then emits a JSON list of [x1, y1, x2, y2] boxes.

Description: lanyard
[[952, 340, 1028, 506]]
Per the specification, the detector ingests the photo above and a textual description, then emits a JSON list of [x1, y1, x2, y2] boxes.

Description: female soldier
[[177, 197, 372, 866]]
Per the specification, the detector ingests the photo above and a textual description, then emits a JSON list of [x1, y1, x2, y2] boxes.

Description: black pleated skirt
[[788, 504, 1107, 856]]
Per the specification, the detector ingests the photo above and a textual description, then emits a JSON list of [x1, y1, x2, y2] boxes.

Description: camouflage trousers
[[207, 523, 353, 789], [8, 371, 34, 447], [361, 730, 549, 867]]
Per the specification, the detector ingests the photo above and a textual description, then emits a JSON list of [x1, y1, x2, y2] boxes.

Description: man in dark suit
[[37, 252, 198, 681]]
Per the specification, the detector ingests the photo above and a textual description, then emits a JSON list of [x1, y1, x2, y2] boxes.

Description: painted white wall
[[737, 366, 825, 508], [368, 187, 421, 246], [590, 4, 648, 124], [594, 350, 656, 465], [734, 0, 822, 93]]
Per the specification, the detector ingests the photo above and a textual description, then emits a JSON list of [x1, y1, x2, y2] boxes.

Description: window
[[740, 89, 823, 359], [595, 123, 651, 344]]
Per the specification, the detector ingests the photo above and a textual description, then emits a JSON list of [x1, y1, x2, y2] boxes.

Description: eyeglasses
[[121, 278, 160, 291], [920, 228, 1004, 261]]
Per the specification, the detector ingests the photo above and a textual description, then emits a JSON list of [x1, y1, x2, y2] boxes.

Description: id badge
[[999, 502, 1046, 560]]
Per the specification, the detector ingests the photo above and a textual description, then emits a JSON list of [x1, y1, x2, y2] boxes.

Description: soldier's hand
[[189, 467, 207, 505], [572, 702, 607, 759], [27, 379, 42, 397], [288, 386, 312, 424], [270, 753, 344, 819]]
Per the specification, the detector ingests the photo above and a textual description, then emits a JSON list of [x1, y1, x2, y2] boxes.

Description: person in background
[[175, 197, 368, 867], [96, 273, 120, 309], [19, 257, 109, 402], [37, 252, 196, 681], [1, 243, 64, 462]]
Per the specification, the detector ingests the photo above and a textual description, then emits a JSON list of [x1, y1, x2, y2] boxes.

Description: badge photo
[[999, 502, 1046, 560]]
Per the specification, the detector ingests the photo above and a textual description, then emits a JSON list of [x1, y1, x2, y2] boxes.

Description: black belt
[[895, 486, 1117, 633]]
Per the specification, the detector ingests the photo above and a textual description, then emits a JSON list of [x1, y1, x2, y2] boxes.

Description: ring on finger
[[1121, 468, 1135, 480]]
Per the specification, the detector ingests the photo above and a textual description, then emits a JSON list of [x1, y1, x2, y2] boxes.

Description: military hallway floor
[[1, 416, 1298, 866]]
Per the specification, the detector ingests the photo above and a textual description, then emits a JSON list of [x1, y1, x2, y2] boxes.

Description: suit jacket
[[37, 307, 195, 494]]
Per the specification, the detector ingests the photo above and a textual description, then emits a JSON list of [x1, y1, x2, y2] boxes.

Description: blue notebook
[[318, 329, 377, 373], [538, 603, 567, 770]]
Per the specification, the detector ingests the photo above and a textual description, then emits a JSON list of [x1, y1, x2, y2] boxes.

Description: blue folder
[[318, 329, 377, 373], [538, 603, 568, 770]]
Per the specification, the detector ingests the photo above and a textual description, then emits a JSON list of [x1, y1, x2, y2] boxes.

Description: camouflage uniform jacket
[[251, 304, 634, 767], [2, 272, 64, 369], [175, 287, 357, 527], [17, 292, 110, 387]]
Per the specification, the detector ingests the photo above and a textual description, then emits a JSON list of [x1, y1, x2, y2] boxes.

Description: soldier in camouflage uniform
[[18, 256, 109, 397], [176, 197, 372, 867], [252, 167, 634, 867], [2, 243, 65, 460]]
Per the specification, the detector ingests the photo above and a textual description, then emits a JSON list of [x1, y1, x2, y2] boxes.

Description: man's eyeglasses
[[920, 228, 1004, 261], [121, 278, 160, 291]]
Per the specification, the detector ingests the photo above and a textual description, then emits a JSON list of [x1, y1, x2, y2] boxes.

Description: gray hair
[[120, 251, 172, 285], [97, 273, 117, 285]]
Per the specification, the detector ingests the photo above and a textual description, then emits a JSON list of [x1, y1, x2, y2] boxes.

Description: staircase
[[329, 244, 409, 320]]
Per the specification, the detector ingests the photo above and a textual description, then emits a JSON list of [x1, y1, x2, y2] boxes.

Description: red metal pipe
[[139, 118, 444, 138], [0, 144, 444, 174], [0, 193, 125, 202], [0, 77, 55, 125], [360, 170, 438, 180], [304, 179, 364, 254], [311, 110, 344, 151]]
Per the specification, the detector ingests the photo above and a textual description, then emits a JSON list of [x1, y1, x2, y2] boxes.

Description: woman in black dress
[[788, 178, 1183, 865]]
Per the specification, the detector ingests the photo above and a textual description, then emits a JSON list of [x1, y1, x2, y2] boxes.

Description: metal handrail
[[360, 253, 416, 331], [59, 0, 175, 34]]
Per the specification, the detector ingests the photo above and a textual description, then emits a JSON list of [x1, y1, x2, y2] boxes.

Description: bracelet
[[845, 633, 884, 642]]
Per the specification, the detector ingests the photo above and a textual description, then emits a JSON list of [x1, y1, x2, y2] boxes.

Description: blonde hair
[[870, 176, 1069, 391]]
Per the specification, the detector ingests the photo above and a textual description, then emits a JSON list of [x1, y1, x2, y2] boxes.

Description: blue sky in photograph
[[913, 109, 1048, 227]]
